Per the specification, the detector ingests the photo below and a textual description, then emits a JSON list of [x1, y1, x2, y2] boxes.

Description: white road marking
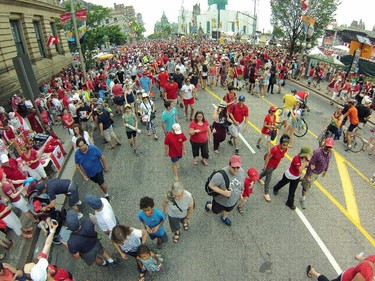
[[212, 104, 256, 154], [296, 208, 342, 275]]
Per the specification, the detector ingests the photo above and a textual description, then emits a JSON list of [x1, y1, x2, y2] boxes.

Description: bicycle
[[275, 107, 308, 137], [341, 126, 365, 153], [317, 129, 334, 148]]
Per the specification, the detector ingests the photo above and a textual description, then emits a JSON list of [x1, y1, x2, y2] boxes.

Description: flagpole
[[71, 0, 87, 82]]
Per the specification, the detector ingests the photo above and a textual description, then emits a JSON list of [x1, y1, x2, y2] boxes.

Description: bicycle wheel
[[317, 131, 326, 147], [349, 136, 364, 153], [294, 118, 308, 137], [275, 107, 284, 125]]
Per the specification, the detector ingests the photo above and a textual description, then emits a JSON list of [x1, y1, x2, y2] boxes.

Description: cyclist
[[342, 99, 359, 151], [295, 90, 310, 112], [281, 89, 298, 129], [319, 105, 343, 145], [284, 100, 303, 148]]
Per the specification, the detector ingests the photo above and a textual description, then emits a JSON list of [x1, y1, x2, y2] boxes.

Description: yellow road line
[[204, 87, 375, 247], [333, 151, 360, 223]]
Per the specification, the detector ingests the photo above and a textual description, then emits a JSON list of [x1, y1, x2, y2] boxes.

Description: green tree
[[270, 0, 339, 54], [130, 19, 146, 40]]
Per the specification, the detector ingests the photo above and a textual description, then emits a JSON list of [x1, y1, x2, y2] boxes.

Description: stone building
[[0, 0, 72, 100], [154, 11, 170, 34]]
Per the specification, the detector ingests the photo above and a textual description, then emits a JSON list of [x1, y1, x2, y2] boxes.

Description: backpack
[[205, 170, 230, 196]]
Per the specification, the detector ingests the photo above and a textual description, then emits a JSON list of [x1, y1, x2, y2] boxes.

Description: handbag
[[270, 129, 277, 141], [150, 111, 156, 120]]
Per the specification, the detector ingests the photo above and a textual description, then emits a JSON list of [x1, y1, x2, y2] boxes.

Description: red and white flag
[[302, 0, 309, 10], [47, 35, 59, 47]]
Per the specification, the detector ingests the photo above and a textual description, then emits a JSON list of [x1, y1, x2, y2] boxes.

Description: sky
[[85, 0, 375, 35]]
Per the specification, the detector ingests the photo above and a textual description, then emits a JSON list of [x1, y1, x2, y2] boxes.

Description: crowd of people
[[0, 38, 374, 280]]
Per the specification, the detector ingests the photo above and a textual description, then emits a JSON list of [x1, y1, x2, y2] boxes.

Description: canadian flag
[[47, 35, 59, 47], [302, 0, 309, 10]]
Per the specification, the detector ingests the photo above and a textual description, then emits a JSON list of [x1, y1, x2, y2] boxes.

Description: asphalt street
[[46, 80, 375, 281]]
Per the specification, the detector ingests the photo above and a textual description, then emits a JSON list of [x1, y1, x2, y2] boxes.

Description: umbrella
[[97, 54, 114, 60], [307, 53, 345, 68]]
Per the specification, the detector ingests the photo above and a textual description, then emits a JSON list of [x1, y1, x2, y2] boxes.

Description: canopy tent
[[307, 53, 345, 68], [308, 46, 323, 55], [332, 45, 350, 52]]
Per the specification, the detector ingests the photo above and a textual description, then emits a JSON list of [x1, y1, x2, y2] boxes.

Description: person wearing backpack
[[204, 155, 245, 226]]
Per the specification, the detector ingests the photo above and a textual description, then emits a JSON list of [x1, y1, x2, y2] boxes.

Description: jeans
[[259, 167, 275, 194]]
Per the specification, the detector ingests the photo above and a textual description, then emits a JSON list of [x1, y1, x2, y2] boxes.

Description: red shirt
[[296, 91, 308, 101], [61, 114, 74, 129], [267, 145, 287, 169], [2, 158, 26, 188], [112, 84, 123, 97], [164, 132, 187, 158], [232, 104, 249, 123], [164, 82, 179, 99], [21, 149, 40, 169], [342, 255, 375, 281], [242, 177, 254, 198], [289, 155, 302, 177], [189, 120, 209, 143], [1, 181, 21, 202], [158, 72, 169, 87], [261, 114, 276, 135]]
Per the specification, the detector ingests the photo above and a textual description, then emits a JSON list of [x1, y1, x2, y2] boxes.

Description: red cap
[[269, 106, 277, 112], [247, 168, 259, 181], [325, 138, 335, 148]]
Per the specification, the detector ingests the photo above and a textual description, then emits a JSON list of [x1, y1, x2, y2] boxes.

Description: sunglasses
[[231, 166, 241, 170]]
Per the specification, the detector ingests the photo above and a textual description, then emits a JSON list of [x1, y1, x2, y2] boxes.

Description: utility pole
[[252, 0, 257, 39], [70, 0, 87, 81]]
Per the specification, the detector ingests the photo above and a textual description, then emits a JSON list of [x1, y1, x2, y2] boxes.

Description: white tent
[[308, 46, 323, 55]]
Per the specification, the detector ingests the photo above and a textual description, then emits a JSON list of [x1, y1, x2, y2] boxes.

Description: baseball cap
[[85, 194, 103, 209], [247, 168, 260, 181], [269, 106, 277, 112], [30, 258, 48, 281], [66, 210, 80, 231], [0, 154, 9, 163], [172, 123, 182, 134], [299, 146, 312, 157], [325, 138, 335, 148], [229, 155, 242, 168], [36, 182, 46, 195], [238, 95, 246, 101]]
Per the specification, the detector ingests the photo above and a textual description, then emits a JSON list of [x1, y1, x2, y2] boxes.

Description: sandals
[[138, 273, 145, 281], [183, 222, 189, 231], [22, 233, 33, 239], [108, 146, 114, 150], [201, 159, 208, 166], [173, 231, 180, 243], [193, 160, 198, 166], [237, 206, 244, 215], [306, 265, 313, 278]]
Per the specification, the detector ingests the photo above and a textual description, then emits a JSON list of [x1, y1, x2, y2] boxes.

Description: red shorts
[[183, 98, 194, 105]]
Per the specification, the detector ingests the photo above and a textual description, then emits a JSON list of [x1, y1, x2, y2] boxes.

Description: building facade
[[0, 0, 72, 100]]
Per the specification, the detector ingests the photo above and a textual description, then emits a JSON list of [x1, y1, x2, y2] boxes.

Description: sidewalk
[[2, 124, 74, 269]]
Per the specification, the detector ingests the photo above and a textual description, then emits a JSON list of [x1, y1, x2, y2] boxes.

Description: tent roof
[[307, 53, 345, 67]]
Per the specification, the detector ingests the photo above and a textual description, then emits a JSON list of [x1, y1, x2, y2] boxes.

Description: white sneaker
[[77, 212, 83, 220], [76, 200, 82, 206]]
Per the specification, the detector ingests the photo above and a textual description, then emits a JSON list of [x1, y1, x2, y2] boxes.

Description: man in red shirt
[[157, 68, 169, 97], [1, 154, 26, 189], [163, 77, 179, 104], [164, 123, 187, 182], [228, 95, 248, 155]]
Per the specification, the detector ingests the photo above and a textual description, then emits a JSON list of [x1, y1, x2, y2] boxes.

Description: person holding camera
[[272, 146, 312, 210]]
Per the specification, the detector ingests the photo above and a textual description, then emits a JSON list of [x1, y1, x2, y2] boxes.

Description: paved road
[[45, 81, 374, 281]]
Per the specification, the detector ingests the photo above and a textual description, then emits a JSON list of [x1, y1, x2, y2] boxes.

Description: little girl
[[237, 168, 260, 214], [253, 79, 260, 98], [136, 245, 163, 274]]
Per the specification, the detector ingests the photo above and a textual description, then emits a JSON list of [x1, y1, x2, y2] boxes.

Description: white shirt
[[95, 198, 117, 232], [181, 84, 195, 99]]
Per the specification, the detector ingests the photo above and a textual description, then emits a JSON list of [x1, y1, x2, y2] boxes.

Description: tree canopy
[[270, 0, 339, 54]]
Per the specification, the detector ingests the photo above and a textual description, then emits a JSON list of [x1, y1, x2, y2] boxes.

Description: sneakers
[[77, 212, 83, 220], [300, 198, 306, 209], [75, 200, 82, 206], [52, 237, 62, 245], [107, 259, 117, 266], [273, 189, 278, 196], [256, 144, 260, 149], [263, 194, 271, 202], [105, 195, 111, 203], [285, 202, 296, 210], [221, 216, 232, 226], [228, 139, 233, 146], [204, 201, 211, 212], [235, 148, 239, 155]]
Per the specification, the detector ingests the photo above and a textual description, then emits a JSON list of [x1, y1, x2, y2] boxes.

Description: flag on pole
[[302, 0, 309, 10], [47, 35, 59, 46]]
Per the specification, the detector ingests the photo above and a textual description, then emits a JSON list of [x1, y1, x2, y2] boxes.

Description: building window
[[114, 17, 118, 22], [243, 26, 246, 34], [231, 22, 235, 32], [206, 21, 210, 33], [105, 19, 110, 24], [33, 21, 45, 58], [10, 20, 25, 54], [50, 23, 60, 53]]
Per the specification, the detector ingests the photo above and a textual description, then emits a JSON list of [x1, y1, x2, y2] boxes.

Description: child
[[237, 168, 260, 214], [138, 197, 167, 248], [253, 79, 260, 98], [136, 245, 163, 274]]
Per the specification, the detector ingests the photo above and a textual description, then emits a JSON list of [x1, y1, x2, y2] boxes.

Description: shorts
[[168, 216, 185, 233], [90, 171, 105, 185], [228, 123, 243, 137], [113, 96, 125, 106], [249, 78, 255, 84], [103, 126, 117, 142], [170, 156, 182, 163], [149, 231, 168, 242], [67, 181, 80, 207], [12, 197, 30, 213], [348, 124, 358, 132], [211, 199, 237, 214], [80, 240, 104, 266], [126, 130, 137, 139], [202, 75, 208, 80], [183, 98, 194, 105], [81, 120, 94, 132]]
